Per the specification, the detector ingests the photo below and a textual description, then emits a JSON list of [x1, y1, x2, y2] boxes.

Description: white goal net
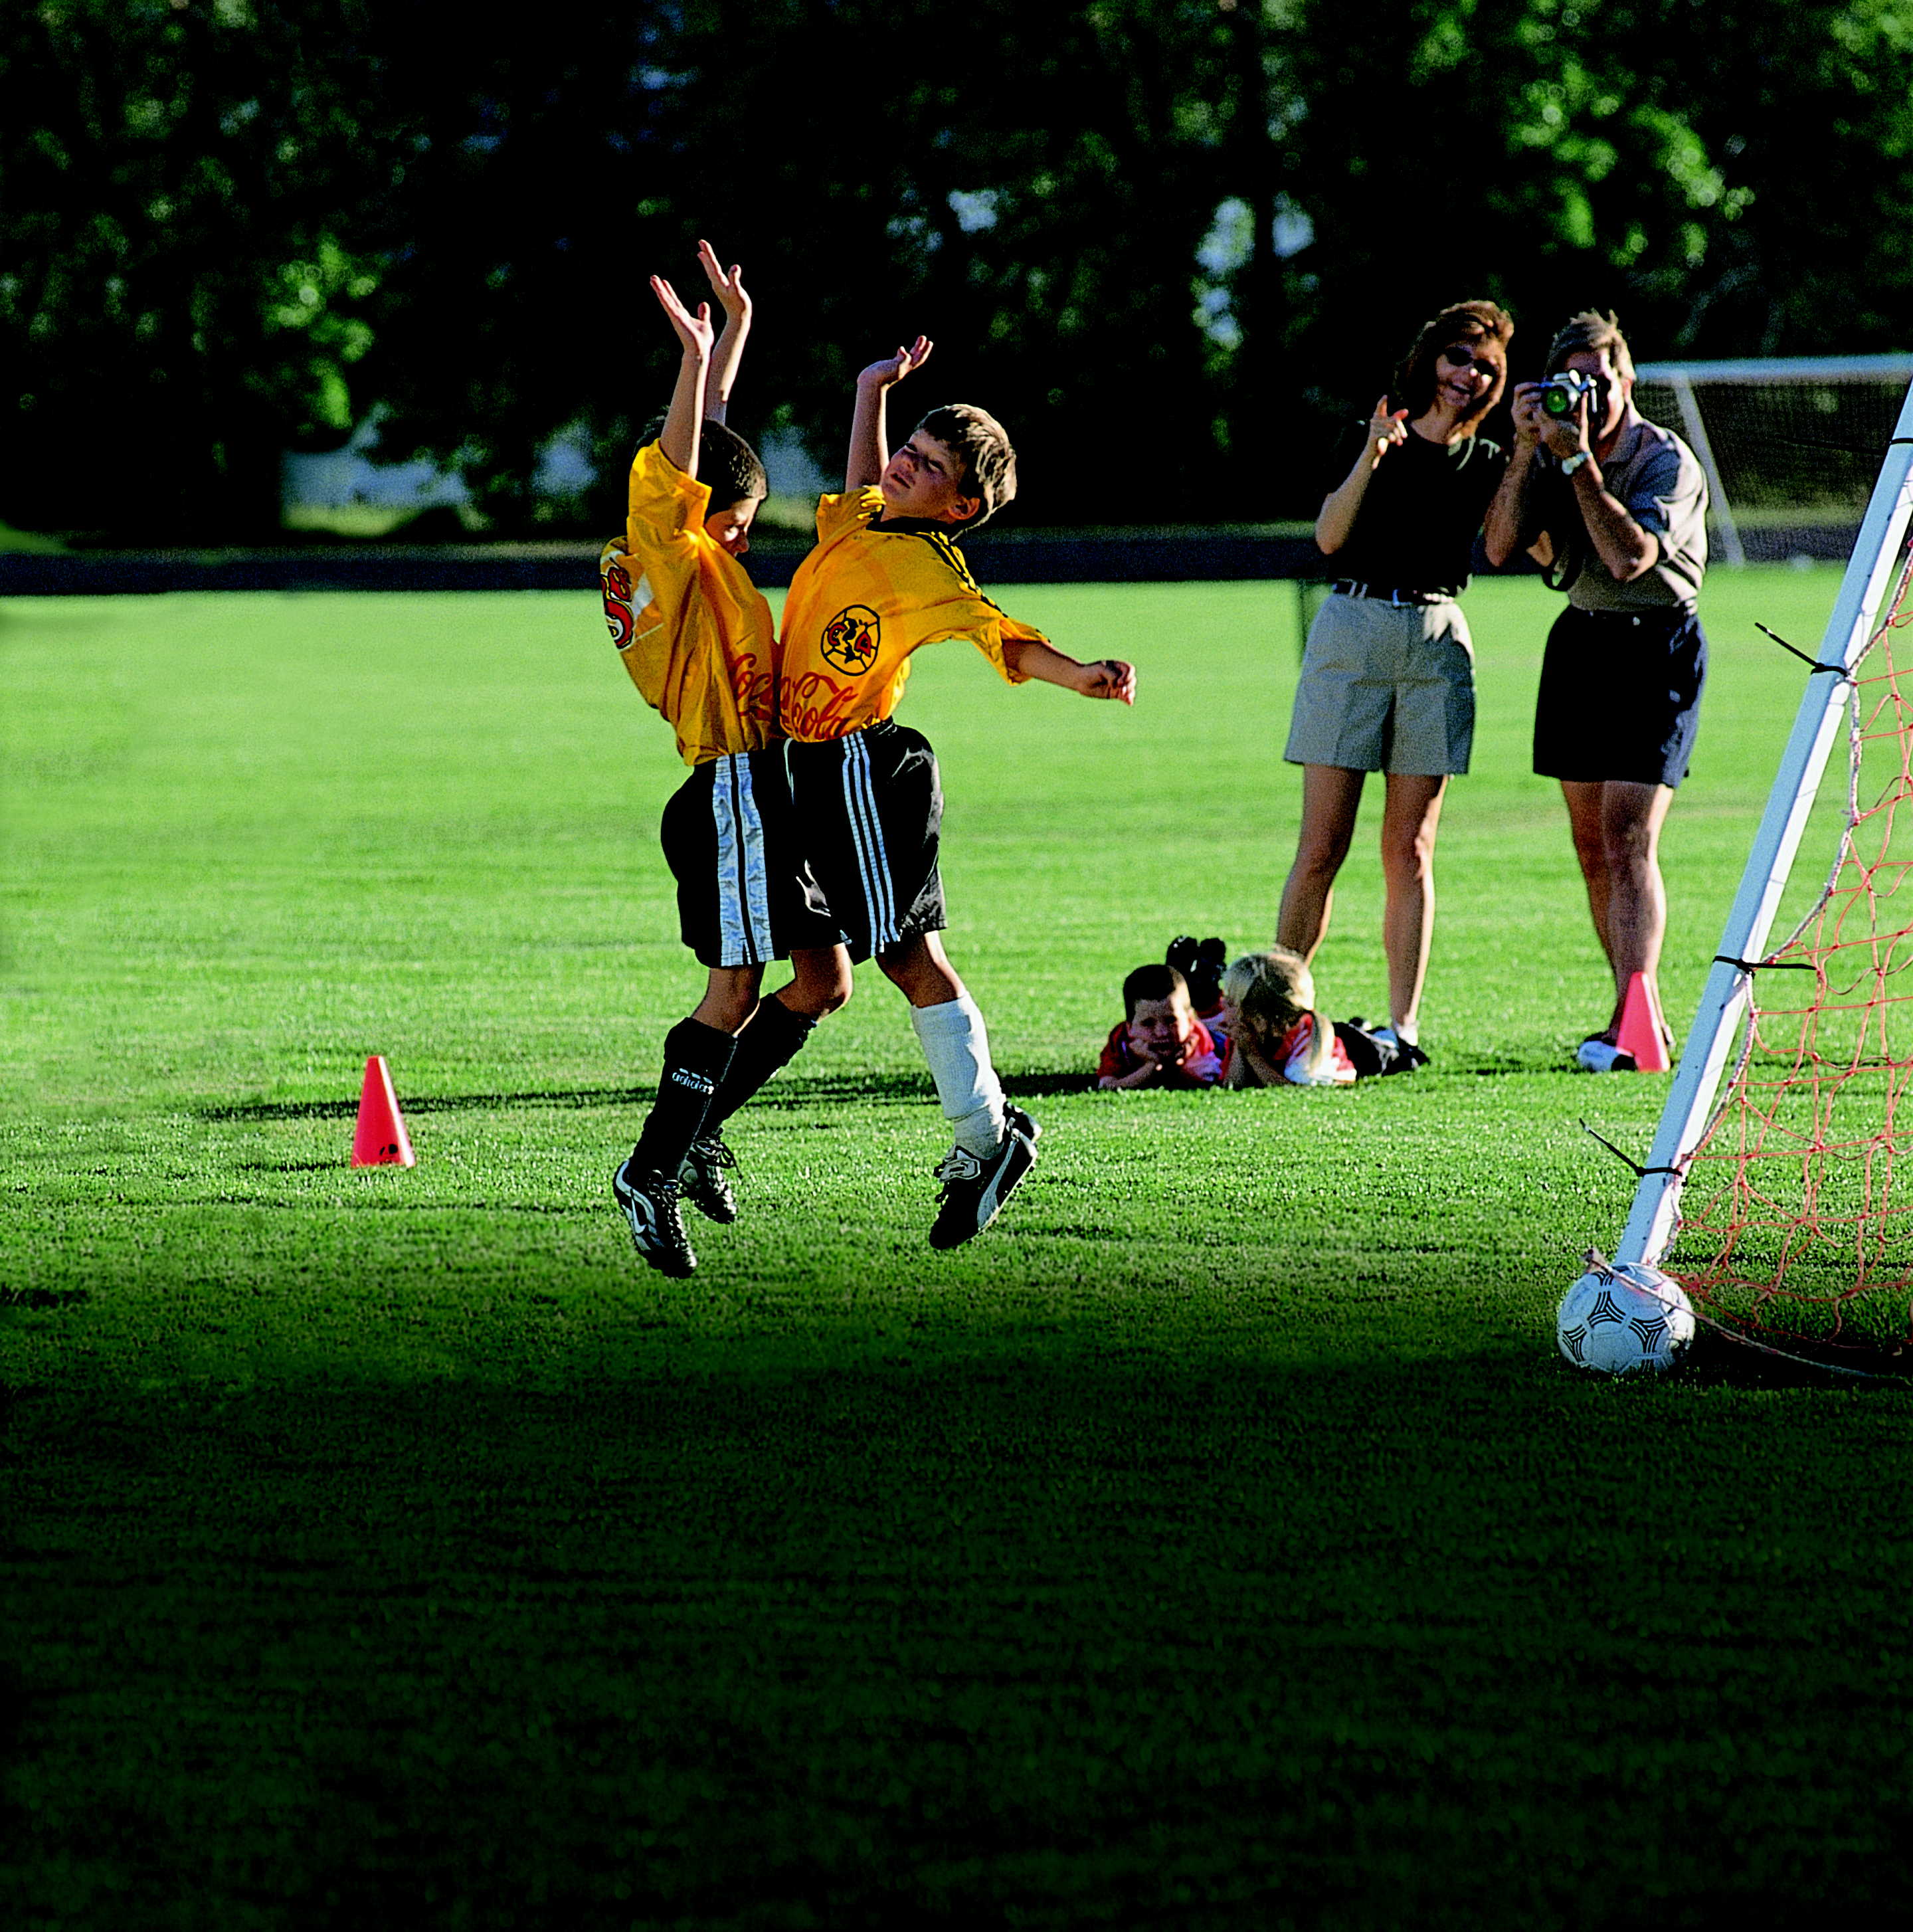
[[1633, 353, 1913, 566]]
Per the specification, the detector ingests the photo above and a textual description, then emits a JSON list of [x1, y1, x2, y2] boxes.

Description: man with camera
[[1484, 310, 1709, 1073]]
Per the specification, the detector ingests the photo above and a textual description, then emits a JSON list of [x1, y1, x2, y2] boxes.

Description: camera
[[1536, 370, 1600, 419]]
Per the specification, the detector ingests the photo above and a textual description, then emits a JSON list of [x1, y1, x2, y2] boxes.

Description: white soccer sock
[[910, 995, 1006, 1158], [1385, 1018, 1419, 1048]]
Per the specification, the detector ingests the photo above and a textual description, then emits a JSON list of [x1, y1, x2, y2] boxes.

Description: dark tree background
[[4, 0, 1910, 540]]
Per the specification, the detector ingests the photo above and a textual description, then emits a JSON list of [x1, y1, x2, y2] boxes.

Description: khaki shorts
[[1284, 593, 1477, 776]]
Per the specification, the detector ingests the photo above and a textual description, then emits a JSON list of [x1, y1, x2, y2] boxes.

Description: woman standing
[[1277, 300, 1514, 1064]]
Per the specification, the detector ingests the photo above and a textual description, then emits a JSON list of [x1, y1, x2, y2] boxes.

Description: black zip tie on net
[[1580, 1119, 1681, 1179], [1757, 622, 1847, 676], [1714, 953, 1818, 973]]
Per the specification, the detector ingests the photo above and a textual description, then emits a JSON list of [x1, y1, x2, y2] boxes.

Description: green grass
[[7, 569, 1913, 1929]]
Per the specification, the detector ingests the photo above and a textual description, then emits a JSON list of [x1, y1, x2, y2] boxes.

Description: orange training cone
[[1615, 973, 1671, 1072], [351, 1054, 416, 1167]]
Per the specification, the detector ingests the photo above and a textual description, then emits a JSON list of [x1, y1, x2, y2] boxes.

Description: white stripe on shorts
[[711, 755, 775, 967], [841, 734, 899, 949]]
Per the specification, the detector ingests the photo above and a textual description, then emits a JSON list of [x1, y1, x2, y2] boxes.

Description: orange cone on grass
[[351, 1054, 416, 1167], [1614, 973, 1671, 1072]]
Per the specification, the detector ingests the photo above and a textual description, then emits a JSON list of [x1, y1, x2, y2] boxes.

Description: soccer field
[[7, 569, 1913, 1926]]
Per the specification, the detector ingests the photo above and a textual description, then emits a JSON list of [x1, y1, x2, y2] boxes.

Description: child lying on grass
[[1097, 963, 1224, 1090], [1218, 949, 1358, 1087]]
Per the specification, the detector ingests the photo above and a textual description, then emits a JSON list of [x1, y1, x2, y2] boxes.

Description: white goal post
[[1614, 375, 1913, 1270], [1632, 353, 1913, 567]]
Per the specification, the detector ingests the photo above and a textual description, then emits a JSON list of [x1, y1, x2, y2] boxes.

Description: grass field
[[7, 567, 1913, 1929]]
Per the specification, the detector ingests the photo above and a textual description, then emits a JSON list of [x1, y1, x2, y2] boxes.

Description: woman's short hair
[[1545, 309, 1635, 384], [1391, 299, 1514, 433]]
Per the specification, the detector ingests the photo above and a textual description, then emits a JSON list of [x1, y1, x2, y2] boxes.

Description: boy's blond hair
[[1222, 948, 1336, 1084], [915, 404, 1017, 531]]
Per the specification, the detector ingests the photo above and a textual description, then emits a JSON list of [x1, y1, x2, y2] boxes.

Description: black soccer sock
[[699, 995, 817, 1135], [630, 1018, 736, 1177]]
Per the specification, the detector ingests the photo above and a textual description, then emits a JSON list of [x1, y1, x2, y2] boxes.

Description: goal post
[[1613, 375, 1913, 1276], [1632, 353, 1913, 568]]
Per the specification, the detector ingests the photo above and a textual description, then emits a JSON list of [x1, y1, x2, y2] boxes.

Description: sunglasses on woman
[[1437, 344, 1501, 377]]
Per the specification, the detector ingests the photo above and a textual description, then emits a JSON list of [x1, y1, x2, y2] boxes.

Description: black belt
[[1564, 605, 1694, 627], [1332, 581, 1450, 606]]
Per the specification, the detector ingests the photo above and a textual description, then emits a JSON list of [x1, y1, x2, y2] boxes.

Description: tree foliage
[[5, 0, 1910, 538]]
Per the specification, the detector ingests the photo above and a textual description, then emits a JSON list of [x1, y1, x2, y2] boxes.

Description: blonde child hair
[[1222, 947, 1337, 1086]]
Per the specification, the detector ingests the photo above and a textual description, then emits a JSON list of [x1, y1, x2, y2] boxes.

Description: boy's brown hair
[[1122, 962, 1190, 1020], [1390, 299, 1514, 433], [701, 419, 769, 511], [1544, 309, 1635, 384], [915, 403, 1017, 531], [639, 413, 767, 511]]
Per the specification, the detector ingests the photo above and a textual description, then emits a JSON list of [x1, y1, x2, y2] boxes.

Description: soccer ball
[[1556, 1259, 1696, 1376]]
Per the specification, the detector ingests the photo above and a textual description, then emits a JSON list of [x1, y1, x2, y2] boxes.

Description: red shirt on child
[[1098, 1018, 1224, 1088]]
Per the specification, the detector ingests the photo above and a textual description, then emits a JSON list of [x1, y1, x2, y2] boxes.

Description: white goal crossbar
[[1633, 355, 1913, 569], [1615, 375, 1913, 1267]]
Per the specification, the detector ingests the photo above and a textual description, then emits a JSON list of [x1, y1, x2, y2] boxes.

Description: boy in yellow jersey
[[600, 246, 852, 1278], [776, 337, 1136, 1248]]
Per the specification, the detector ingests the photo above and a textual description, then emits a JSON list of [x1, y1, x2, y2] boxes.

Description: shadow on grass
[[203, 1070, 1100, 1123], [1683, 1320, 1913, 1389], [7, 1355, 1913, 1929]]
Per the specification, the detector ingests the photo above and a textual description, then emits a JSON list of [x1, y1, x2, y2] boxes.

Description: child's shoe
[[929, 1106, 1041, 1250], [613, 1159, 697, 1276], [1370, 1024, 1430, 1072], [678, 1135, 740, 1224]]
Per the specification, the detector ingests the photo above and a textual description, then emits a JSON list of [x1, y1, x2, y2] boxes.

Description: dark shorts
[[785, 720, 946, 964], [1532, 604, 1708, 788], [660, 749, 843, 969]]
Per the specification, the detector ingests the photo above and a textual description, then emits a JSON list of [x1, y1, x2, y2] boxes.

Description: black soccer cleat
[[612, 1159, 697, 1277], [928, 1105, 1041, 1250], [678, 1135, 739, 1224]]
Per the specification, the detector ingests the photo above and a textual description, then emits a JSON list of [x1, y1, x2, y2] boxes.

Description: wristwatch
[[1560, 449, 1591, 478]]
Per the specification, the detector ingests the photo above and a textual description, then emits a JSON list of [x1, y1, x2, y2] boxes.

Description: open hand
[[650, 276, 713, 358], [696, 240, 751, 326], [858, 336, 933, 387]]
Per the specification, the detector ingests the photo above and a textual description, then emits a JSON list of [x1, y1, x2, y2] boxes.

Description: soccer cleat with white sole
[[928, 1105, 1041, 1250], [612, 1160, 697, 1276]]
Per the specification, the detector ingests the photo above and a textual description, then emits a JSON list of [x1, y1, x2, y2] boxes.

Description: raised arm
[[649, 275, 714, 478], [695, 239, 751, 425], [1483, 384, 1550, 567], [1315, 397, 1408, 555], [847, 337, 933, 490]]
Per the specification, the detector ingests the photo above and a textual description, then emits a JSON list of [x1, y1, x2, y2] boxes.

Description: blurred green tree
[[3, 0, 399, 539], [3, 0, 1909, 539]]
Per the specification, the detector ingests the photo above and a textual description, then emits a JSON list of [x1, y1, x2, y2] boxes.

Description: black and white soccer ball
[[1556, 1258, 1696, 1376]]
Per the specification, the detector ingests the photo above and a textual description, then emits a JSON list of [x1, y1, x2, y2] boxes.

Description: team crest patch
[[821, 605, 881, 676]]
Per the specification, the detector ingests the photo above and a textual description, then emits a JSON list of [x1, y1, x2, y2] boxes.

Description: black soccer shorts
[[784, 719, 947, 964], [658, 747, 843, 968], [1532, 604, 1708, 789]]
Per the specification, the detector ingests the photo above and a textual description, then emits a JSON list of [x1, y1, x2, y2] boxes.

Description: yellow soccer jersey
[[776, 487, 1041, 742], [598, 440, 777, 766]]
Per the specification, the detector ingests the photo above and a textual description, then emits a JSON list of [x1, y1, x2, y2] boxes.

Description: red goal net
[[1663, 531, 1913, 1356]]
